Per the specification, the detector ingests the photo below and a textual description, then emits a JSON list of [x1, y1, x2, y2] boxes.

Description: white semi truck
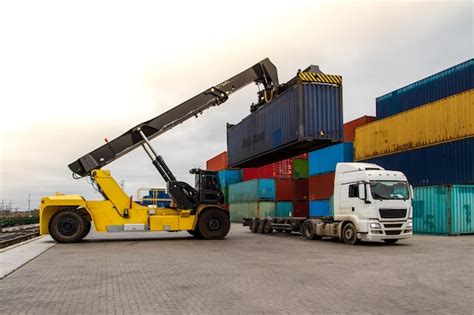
[[243, 162, 413, 245]]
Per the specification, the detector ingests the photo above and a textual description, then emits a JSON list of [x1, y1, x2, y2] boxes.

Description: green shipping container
[[413, 185, 473, 235], [293, 159, 309, 179], [222, 187, 229, 204], [229, 202, 276, 223]]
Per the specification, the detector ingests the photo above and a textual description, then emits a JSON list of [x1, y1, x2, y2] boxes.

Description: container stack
[[228, 179, 276, 222], [355, 59, 473, 235], [206, 151, 242, 209], [308, 143, 353, 217]]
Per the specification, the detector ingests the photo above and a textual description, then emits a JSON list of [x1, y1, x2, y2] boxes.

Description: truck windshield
[[369, 181, 409, 200]]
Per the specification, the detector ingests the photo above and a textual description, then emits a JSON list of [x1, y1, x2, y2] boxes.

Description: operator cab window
[[349, 184, 359, 198]]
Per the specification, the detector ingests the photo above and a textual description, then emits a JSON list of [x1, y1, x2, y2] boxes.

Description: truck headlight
[[370, 222, 381, 229], [406, 220, 413, 229]]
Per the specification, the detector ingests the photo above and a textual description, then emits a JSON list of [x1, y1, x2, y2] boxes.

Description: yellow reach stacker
[[40, 59, 279, 242]]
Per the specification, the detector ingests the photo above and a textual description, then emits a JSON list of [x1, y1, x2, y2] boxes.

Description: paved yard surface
[[0, 224, 473, 314]]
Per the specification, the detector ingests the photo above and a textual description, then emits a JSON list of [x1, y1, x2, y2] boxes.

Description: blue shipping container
[[227, 79, 343, 168], [276, 201, 293, 217], [309, 142, 353, 176], [361, 137, 474, 187], [376, 59, 473, 119], [309, 200, 332, 217], [217, 169, 241, 188], [413, 185, 474, 235], [228, 179, 276, 203]]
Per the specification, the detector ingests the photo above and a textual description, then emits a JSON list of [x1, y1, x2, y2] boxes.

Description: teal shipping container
[[229, 179, 275, 203], [218, 169, 242, 188], [229, 202, 276, 222], [276, 201, 293, 217], [309, 143, 353, 176], [413, 185, 473, 235]]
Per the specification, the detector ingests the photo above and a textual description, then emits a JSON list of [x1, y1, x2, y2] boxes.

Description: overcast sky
[[0, 0, 472, 210]]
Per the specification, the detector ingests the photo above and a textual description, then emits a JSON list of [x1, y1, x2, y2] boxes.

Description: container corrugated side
[[309, 143, 353, 176], [343, 115, 375, 142], [217, 169, 241, 188], [376, 59, 473, 119], [228, 179, 275, 203], [309, 173, 335, 200], [276, 202, 293, 217], [309, 200, 333, 217], [293, 201, 309, 217], [206, 151, 228, 171], [361, 137, 474, 186], [413, 185, 474, 235], [293, 159, 309, 178], [355, 90, 474, 160], [229, 202, 275, 222], [227, 82, 343, 168]]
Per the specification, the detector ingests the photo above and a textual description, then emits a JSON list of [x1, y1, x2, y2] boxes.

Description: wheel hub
[[345, 229, 354, 240], [207, 217, 221, 231], [58, 217, 78, 236]]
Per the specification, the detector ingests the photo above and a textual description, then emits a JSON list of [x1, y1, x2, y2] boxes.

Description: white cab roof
[[336, 162, 384, 173]]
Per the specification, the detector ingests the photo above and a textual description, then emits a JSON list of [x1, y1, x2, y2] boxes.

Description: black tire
[[383, 239, 399, 244], [284, 229, 292, 234], [188, 228, 204, 238], [275, 229, 283, 233], [342, 222, 358, 245], [302, 221, 320, 240], [263, 219, 273, 234], [257, 220, 265, 234], [49, 210, 86, 243], [250, 220, 259, 233], [82, 221, 92, 239], [198, 208, 230, 239]]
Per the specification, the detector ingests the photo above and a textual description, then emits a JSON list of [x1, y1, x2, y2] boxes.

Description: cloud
[[0, 0, 472, 209]]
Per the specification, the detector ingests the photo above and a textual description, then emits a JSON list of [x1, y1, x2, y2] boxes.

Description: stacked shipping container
[[356, 59, 473, 235]]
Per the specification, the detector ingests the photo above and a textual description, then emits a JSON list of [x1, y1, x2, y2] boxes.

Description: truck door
[[341, 182, 368, 217]]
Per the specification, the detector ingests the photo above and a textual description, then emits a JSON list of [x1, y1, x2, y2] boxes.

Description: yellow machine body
[[39, 170, 214, 235]]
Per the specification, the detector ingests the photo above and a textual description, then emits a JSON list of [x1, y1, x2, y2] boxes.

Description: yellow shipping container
[[354, 89, 474, 160]]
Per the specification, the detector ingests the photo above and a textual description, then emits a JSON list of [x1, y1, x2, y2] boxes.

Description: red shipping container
[[293, 179, 309, 201], [276, 179, 309, 201], [206, 151, 228, 171], [243, 159, 294, 180], [343, 115, 375, 142], [309, 173, 335, 200], [293, 201, 309, 217], [273, 159, 293, 178]]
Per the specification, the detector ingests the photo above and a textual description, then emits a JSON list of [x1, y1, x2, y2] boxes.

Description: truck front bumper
[[360, 219, 413, 241]]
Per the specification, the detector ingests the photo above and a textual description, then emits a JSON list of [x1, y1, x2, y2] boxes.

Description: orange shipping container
[[206, 151, 228, 171]]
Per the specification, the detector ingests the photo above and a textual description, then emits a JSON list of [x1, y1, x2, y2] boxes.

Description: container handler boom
[[40, 58, 279, 243]]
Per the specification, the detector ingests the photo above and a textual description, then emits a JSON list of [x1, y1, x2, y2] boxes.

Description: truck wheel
[[275, 229, 283, 233], [302, 221, 320, 240], [82, 221, 92, 239], [342, 223, 358, 245], [198, 208, 230, 239], [257, 220, 265, 234], [383, 239, 399, 244], [49, 210, 86, 243], [250, 220, 259, 233], [263, 219, 273, 234]]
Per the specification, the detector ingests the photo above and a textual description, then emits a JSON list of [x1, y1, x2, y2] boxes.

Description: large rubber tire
[[82, 221, 92, 239], [383, 239, 399, 244], [302, 221, 321, 240], [263, 219, 273, 234], [342, 222, 358, 245], [49, 210, 86, 243], [257, 220, 265, 234], [188, 228, 204, 238], [198, 208, 230, 239]]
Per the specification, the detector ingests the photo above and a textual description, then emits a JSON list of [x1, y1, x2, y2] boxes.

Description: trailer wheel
[[275, 229, 283, 233], [49, 209, 87, 243], [198, 208, 230, 239], [383, 239, 399, 244], [302, 221, 320, 240], [342, 222, 358, 245], [250, 220, 258, 233], [257, 220, 265, 234], [263, 219, 273, 234]]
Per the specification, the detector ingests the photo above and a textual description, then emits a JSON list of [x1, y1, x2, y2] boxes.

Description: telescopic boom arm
[[68, 58, 279, 178]]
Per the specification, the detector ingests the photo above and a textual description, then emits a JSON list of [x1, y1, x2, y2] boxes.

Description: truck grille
[[384, 223, 403, 228], [385, 230, 402, 235], [379, 209, 407, 219]]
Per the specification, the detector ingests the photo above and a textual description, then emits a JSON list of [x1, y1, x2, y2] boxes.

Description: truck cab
[[334, 163, 413, 242]]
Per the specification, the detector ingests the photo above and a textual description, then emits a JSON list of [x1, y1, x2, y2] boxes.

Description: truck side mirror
[[410, 185, 414, 199], [358, 183, 366, 199]]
